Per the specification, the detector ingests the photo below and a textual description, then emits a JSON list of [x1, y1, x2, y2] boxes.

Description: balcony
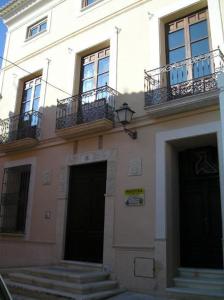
[[0, 110, 42, 153], [56, 85, 118, 139], [144, 49, 224, 117]]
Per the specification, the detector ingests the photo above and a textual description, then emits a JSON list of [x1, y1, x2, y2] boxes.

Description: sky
[[0, 0, 10, 68]]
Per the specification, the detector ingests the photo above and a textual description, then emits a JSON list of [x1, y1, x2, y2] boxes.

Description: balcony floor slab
[[55, 119, 114, 140]]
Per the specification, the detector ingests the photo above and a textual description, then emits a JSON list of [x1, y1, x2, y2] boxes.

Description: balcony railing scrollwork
[[0, 110, 42, 144], [56, 85, 118, 130], [144, 49, 224, 107]]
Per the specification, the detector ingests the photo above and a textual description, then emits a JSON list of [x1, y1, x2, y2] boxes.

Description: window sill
[[24, 29, 48, 43]]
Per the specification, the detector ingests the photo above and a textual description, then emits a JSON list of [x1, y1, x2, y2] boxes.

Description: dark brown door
[[64, 162, 107, 263], [179, 146, 223, 268]]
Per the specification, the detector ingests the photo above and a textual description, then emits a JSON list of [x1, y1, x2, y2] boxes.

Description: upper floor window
[[166, 9, 210, 85], [20, 76, 42, 127], [21, 77, 42, 113], [81, 48, 110, 92], [80, 47, 110, 102], [82, 0, 96, 8], [26, 18, 47, 39]]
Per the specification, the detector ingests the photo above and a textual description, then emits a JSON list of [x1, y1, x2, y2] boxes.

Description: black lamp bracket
[[124, 126, 137, 139]]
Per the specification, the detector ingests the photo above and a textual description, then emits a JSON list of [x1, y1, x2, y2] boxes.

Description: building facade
[[0, 0, 224, 297]]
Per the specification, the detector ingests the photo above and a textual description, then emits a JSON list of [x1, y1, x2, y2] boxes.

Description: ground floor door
[[179, 146, 223, 268], [64, 161, 107, 263]]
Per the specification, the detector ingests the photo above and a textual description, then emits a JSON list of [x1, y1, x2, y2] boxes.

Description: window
[[81, 48, 110, 92], [21, 76, 42, 114], [82, 0, 97, 8], [27, 18, 47, 39], [80, 47, 110, 101], [0, 165, 31, 234], [166, 9, 210, 85], [20, 76, 42, 126]]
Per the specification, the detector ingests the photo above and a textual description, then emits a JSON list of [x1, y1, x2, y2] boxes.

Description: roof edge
[[0, 0, 39, 21]]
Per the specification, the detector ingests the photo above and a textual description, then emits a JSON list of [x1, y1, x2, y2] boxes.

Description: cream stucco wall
[[0, 0, 224, 295]]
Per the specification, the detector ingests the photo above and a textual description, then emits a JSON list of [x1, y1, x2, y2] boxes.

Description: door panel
[[179, 147, 223, 268], [64, 162, 107, 263]]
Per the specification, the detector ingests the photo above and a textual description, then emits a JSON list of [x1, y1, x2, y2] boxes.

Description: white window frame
[[26, 18, 48, 40], [21, 76, 42, 114], [81, 0, 105, 10]]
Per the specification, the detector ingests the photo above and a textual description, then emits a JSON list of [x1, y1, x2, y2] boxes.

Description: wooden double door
[[179, 147, 223, 268], [64, 162, 107, 263]]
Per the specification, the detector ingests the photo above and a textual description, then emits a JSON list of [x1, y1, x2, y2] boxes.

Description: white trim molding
[[155, 121, 221, 240], [56, 149, 117, 272]]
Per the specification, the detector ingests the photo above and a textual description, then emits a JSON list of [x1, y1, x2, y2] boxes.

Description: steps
[[1, 262, 124, 300], [167, 268, 224, 299]]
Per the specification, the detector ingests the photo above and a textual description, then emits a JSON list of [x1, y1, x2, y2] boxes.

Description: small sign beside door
[[125, 188, 145, 206]]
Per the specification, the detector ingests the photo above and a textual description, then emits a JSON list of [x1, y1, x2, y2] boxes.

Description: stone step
[[59, 260, 103, 272], [6, 280, 124, 300], [174, 277, 224, 291], [12, 295, 36, 300], [167, 287, 224, 299], [8, 272, 118, 294], [178, 268, 224, 280], [20, 267, 110, 284]]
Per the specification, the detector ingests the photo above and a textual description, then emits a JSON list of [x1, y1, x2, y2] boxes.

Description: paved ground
[[108, 292, 168, 300]]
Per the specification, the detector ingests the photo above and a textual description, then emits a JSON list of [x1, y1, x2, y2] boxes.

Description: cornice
[[0, 0, 40, 21]]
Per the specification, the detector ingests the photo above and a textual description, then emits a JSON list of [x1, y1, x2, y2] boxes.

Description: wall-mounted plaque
[[125, 188, 144, 206], [128, 158, 142, 176]]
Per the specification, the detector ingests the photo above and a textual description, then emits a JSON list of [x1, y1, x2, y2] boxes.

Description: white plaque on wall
[[42, 170, 52, 185], [128, 158, 142, 176]]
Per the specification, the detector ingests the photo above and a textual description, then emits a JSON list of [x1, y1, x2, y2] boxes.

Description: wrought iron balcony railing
[[144, 49, 224, 106], [56, 85, 118, 130], [0, 110, 42, 144]]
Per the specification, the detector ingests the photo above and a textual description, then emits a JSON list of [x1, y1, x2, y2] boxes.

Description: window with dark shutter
[[0, 165, 31, 234]]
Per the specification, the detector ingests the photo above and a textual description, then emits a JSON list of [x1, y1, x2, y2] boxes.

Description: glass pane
[[34, 84, 41, 99], [169, 67, 187, 85], [40, 22, 47, 32], [169, 47, 185, 64], [191, 38, 210, 78], [87, 0, 95, 5], [82, 78, 94, 92], [193, 61, 211, 78], [190, 20, 208, 42], [21, 101, 31, 113], [191, 39, 209, 56], [168, 29, 184, 50], [98, 57, 109, 74], [23, 88, 32, 102], [82, 63, 94, 79], [30, 27, 38, 36], [32, 99, 39, 111], [97, 73, 109, 87], [31, 115, 38, 126]]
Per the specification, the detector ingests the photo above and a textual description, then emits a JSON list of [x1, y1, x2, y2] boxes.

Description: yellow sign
[[124, 188, 145, 206]]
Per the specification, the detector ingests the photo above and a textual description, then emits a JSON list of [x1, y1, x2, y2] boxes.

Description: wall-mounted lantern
[[116, 102, 137, 139]]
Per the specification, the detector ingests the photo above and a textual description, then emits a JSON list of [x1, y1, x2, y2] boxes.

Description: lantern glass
[[116, 103, 135, 125]]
